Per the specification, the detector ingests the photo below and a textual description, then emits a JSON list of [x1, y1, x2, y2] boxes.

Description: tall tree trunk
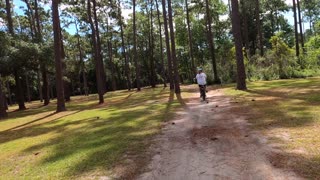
[[296, 0, 304, 52], [162, 0, 174, 90], [14, 71, 26, 110], [25, 73, 31, 102], [205, 0, 220, 83], [185, 0, 195, 74], [167, 0, 181, 94], [293, 0, 300, 57], [35, 0, 50, 105], [37, 68, 43, 102], [155, 0, 166, 88], [133, 0, 141, 91], [240, 0, 249, 54], [231, 0, 247, 90], [52, 0, 66, 112], [149, 0, 156, 88], [41, 65, 50, 105], [5, 0, 14, 35], [92, 0, 106, 93], [64, 80, 71, 102], [118, 0, 131, 90], [108, 41, 117, 91], [6, 81, 12, 105], [255, 0, 264, 56], [0, 75, 8, 119], [34, 0, 42, 42], [87, 0, 104, 103], [75, 21, 88, 96]]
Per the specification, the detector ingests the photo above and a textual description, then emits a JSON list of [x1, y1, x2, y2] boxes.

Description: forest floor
[[137, 77, 320, 180]]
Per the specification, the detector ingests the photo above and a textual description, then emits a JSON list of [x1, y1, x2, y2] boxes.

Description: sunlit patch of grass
[[0, 86, 191, 179], [223, 77, 320, 178]]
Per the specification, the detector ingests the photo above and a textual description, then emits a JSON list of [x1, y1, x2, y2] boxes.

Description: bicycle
[[199, 85, 206, 101]]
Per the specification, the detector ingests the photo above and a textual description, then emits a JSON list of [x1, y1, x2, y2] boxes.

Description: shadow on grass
[[225, 78, 320, 178], [0, 87, 188, 178]]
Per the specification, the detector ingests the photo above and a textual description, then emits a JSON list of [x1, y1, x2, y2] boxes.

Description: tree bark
[[296, 0, 304, 52], [155, 0, 167, 88], [5, 0, 14, 35], [231, 0, 247, 90], [14, 71, 26, 110], [25, 73, 31, 102], [162, 0, 174, 90], [6, 81, 12, 105], [52, 0, 66, 112], [0, 75, 8, 119], [34, 0, 42, 41], [255, 0, 264, 56], [75, 21, 88, 96], [133, 0, 141, 91], [87, 0, 104, 103], [108, 41, 117, 91], [37, 67, 43, 102], [240, 0, 249, 55], [185, 0, 195, 74], [205, 0, 220, 83], [167, 0, 181, 94], [149, 0, 156, 88], [118, 0, 131, 90], [92, 0, 107, 93], [293, 0, 300, 57], [41, 65, 50, 105]]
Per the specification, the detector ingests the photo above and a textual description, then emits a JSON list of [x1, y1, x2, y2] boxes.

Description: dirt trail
[[137, 89, 302, 180]]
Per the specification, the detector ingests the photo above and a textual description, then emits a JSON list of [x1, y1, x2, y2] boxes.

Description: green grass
[[223, 77, 320, 178], [0, 87, 192, 179]]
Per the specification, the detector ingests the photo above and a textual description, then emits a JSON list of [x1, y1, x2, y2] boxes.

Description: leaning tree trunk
[[167, 0, 181, 94], [162, 0, 174, 90], [293, 0, 300, 57], [205, 0, 220, 84], [231, 0, 247, 90], [155, 0, 166, 88], [255, 0, 263, 56], [133, 0, 141, 91], [52, 0, 66, 112], [87, 0, 104, 103]]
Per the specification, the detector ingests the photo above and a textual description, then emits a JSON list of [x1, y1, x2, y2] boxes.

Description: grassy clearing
[[223, 77, 320, 178], [0, 86, 193, 179]]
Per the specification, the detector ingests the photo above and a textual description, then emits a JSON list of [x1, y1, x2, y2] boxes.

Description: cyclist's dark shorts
[[198, 85, 207, 88]]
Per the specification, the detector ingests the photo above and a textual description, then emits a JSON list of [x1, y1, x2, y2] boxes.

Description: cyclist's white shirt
[[196, 73, 207, 85]]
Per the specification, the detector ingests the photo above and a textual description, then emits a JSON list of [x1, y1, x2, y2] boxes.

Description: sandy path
[[137, 89, 302, 180]]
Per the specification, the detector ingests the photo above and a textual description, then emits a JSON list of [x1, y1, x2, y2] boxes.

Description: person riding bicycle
[[195, 68, 207, 100]]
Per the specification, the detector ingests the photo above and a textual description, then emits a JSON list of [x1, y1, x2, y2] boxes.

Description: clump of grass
[[0, 87, 187, 179]]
